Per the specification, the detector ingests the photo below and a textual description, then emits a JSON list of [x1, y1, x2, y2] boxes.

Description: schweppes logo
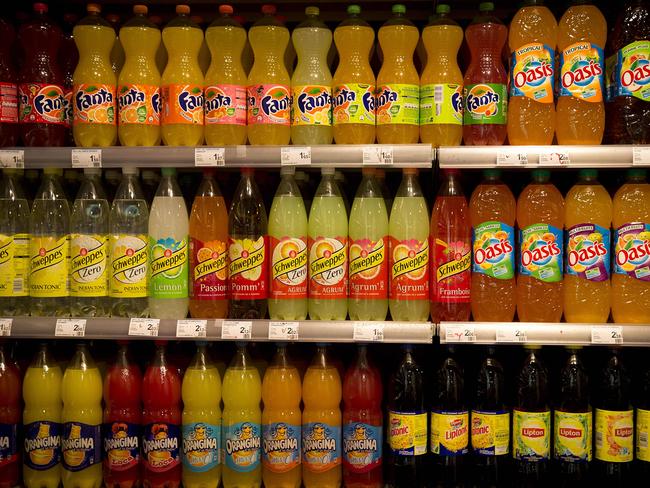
[[0, 236, 13, 266], [112, 246, 147, 279], [194, 253, 227, 281], [392, 243, 429, 279], [272, 248, 307, 280], [151, 242, 188, 278], [310, 246, 347, 278], [71, 242, 107, 278], [349, 242, 385, 277], [31, 237, 67, 274], [230, 244, 265, 277], [436, 250, 471, 283]]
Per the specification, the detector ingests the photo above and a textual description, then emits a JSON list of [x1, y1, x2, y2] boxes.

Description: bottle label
[[376, 84, 419, 126], [70, 234, 108, 297], [161, 84, 204, 125], [559, 42, 605, 102], [595, 408, 633, 463], [73, 83, 116, 125], [430, 411, 469, 456], [433, 237, 471, 303], [62, 422, 102, 472], [0, 82, 18, 123], [29, 235, 68, 298], [554, 411, 592, 462], [262, 422, 301, 473], [292, 85, 332, 126], [117, 84, 162, 126], [472, 222, 515, 279], [247, 84, 291, 126], [182, 422, 220, 472], [342, 422, 382, 473], [302, 422, 341, 472], [463, 83, 508, 125], [566, 223, 611, 281], [613, 223, 650, 281], [332, 83, 376, 126], [349, 237, 388, 300], [190, 238, 228, 301], [204, 84, 247, 125], [18, 83, 66, 124], [0, 233, 28, 297], [24, 421, 61, 471], [420, 83, 463, 126], [103, 421, 140, 472], [224, 421, 261, 473], [142, 423, 181, 472], [518, 224, 563, 283], [509, 43, 555, 103], [63, 88, 73, 128], [637, 408, 650, 462], [512, 410, 551, 461], [308, 236, 347, 300], [270, 236, 308, 299], [608, 41, 650, 101], [109, 234, 148, 298], [389, 237, 429, 301], [388, 411, 427, 456], [471, 410, 510, 456], [150, 237, 189, 299], [229, 236, 267, 300], [0, 423, 18, 467]]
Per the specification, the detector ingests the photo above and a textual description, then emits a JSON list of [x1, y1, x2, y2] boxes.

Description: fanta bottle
[[612, 169, 650, 324], [190, 16, 210, 76], [247, 5, 291, 146], [376, 4, 420, 144], [61, 14, 79, 146], [420, 4, 464, 146], [516, 170, 564, 323], [557, 1, 607, 144], [161, 5, 204, 147], [204, 5, 247, 145], [72, 3, 118, 147], [0, 344, 20, 488], [508, 0, 558, 145], [262, 344, 302, 488], [118, 4, 162, 146], [222, 343, 262, 488], [0, 18, 19, 147], [564, 170, 612, 323], [107, 14, 125, 75]]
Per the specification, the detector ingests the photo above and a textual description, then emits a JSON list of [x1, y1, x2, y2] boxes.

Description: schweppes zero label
[[29, 235, 69, 298], [109, 234, 148, 298], [349, 237, 388, 300], [389, 237, 429, 300], [70, 234, 108, 297], [229, 236, 267, 300], [270, 236, 308, 299], [309, 236, 347, 299]]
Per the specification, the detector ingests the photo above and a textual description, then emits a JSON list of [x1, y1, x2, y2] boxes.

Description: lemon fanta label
[[349, 237, 388, 300], [613, 223, 650, 281], [389, 237, 429, 301], [430, 411, 469, 456], [302, 422, 341, 472], [262, 422, 300, 473], [472, 222, 515, 279], [332, 83, 375, 125], [29, 235, 69, 298], [62, 422, 101, 471], [0, 233, 28, 297], [471, 410, 510, 456], [229, 236, 267, 300], [248, 84, 291, 126], [560, 42, 604, 103], [70, 234, 108, 297], [182, 422, 220, 472], [342, 422, 382, 473], [607, 41, 650, 101], [636, 408, 650, 462], [420, 83, 463, 126], [109, 234, 148, 298], [150, 237, 189, 299], [518, 224, 563, 283], [190, 238, 227, 300], [554, 411, 592, 462], [566, 224, 610, 281], [224, 421, 261, 472], [510, 43, 555, 103], [388, 411, 427, 456], [73, 83, 116, 125], [142, 422, 181, 473], [595, 408, 633, 463], [270, 236, 308, 299], [512, 410, 551, 461], [463, 83, 507, 125], [24, 421, 61, 470], [103, 421, 140, 471], [292, 85, 332, 126], [118, 84, 161, 126], [309, 236, 347, 299], [376, 84, 419, 126]]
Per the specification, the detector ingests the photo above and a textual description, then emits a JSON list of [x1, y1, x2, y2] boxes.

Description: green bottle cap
[[479, 2, 495, 11], [578, 169, 598, 179], [347, 4, 361, 15], [305, 6, 319, 16], [161, 167, 176, 177], [483, 169, 501, 179], [532, 169, 550, 181], [436, 3, 451, 14], [627, 168, 647, 178], [392, 4, 406, 14]]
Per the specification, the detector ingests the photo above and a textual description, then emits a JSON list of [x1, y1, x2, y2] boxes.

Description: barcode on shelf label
[[55, 319, 86, 337], [195, 147, 225, 167], [633, 146, 650, 166], [268, 321, 299, 341], [445, 325, 476, 343], [71, 149, 102, 168], [176, 319, 207, 338], [496, 150, 528, 166], [539, 150, 570, 166], [222, 321, 252, 340], [363, 145, 394, 165], [0, 318, 12, 336], [281, 146, 311, 166], [0, 150, 24, 168], [353, 322, 384, 342], [591, 326, 623, 344], [128, 318, 160, 337], [496, 326, 527, 343]]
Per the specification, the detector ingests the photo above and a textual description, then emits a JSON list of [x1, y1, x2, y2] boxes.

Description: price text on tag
[[129, 318, 160, 337], [222, 321, 252, 340], [591, 326, 623, 345], [55, 319, 86, 337], [539, 151, 570, 166], [195, 147, 225, 167], [71, 148, 102, 168], [0, 150, 24, 168], [176, 319, 207, 338], [281, 146, 311, 166], [633, 146, 650, 166], [363, 145, 394, 165], [0, 318, 12, 337], [444, 325, 476, 343], [496, 150, 528, 166], [496, 326, 527, 343], [353, 322, 384, 342], [268, 321, 300, 341]]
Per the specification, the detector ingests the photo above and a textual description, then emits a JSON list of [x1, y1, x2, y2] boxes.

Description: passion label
[[229, 236, 268, 300], [190, 238, 227, 300]]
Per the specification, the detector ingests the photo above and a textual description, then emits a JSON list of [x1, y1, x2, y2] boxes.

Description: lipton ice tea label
[[0, 233, 28, 297], [433, 238, 470, 304], [73, 84, 116, 125], [204, 84, 247, 125], [103, 421, 140, 471], [560, 42, 604, 102], [518, 224, 563, 283], [190, 238, 227, 300], [510, 43, 555, 103], [29, 236, 69, 298], [0, 82, 18, 123], [19, 83, 66, 124], [182, 422, 220, 472], [118, 84, 161, 125], [342, 422, 382, 473], [611, 41, 650, 101], [292, 85, 332, 126], [375, 84, 419, 126], [24, 421, 61, 470], [332, 83, 375, 125], [349, 237, 388, 300], [309, 237, 347, 299], [389, 238, 429, 301], [420, 84, 463, 126], [263, 422, 300, 473], [224, 421, 261, 472], [472, 222, 515, 279], [162, 84, 204, 125], [229, 236, 267, 300], [471, 410, 510, 456], [595, 409, 633, 462], [613, 223, 650, 281], [70, 234, 108, 297], [150, 237, 189, 299], [247, 84, 291, 126], [302, 422, 341, 472], [109, 234, 148, 298], [388, 411, 427, 456], [463, 83, 507, 125], [430, 411, 469, 456], [637, 409, 650, 462], [554, 411, 592, 462], [143, 423, 181, 472], [270, 236, 308, 299], [566, 224, 611, 281], [512, 410, 551, 461], [62, 422, 102, 471]]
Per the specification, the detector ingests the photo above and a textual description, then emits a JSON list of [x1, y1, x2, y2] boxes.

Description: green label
[[150, 237, 189, 299], [332, 83, 376, 126], [420, 84, 463, 126], [513, 410, 551, 461], [518, 224, 563, 283], [376, 84, 419, 126], [472, 221, 515, 279], [463, 83, 507, 125], [554, 411, 592, 462], [70, 234, 108, 298]]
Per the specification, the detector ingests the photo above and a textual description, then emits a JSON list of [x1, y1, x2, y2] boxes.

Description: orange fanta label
[[389, 237, 429, 300], [117, 84, 161, 126], [73, 83, 117, 125], [291, 85, 332, 126], [270, 236, 308, 299], [247, 84, 291, 126], [162, 84, 204, 125]]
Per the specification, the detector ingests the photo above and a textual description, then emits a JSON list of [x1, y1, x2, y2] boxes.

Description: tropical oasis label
[[149, 237, 189, 299], [472, 222, 515, 279], [463, 83, 507, 125], [560, 42, 604, 102], [224, 422, 261, 473], [263, 422, 300, 473], [332, 83, 375, 125], [420, 83, 463, 126], [566, 223, 610, 281], [342, 422, 382, 473], [302, 422, 341, 473], [512, 410, 551, 461], [518, 224, 563, 282], [430, 411, 469, 456], [554, 411, 592, 462], [613, 223, 650, 281], [510, 43, 555, 103]]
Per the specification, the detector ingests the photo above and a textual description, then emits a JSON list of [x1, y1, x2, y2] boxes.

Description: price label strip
[[633, 146, 650, 166], [353, 322, 384, 342], [496, 150, 528, 167], [281, 146, 311, 166], [0, 318, 12, 337], [176, 319, 207, 338], [591, 326, 623, 345], [444, 324, 476, 343], [222, 320, 253, 340], [496, 326, 527, 343], [195, 147, 225, 167], [363, 145, 394, 165], [0, 150, 24, 168], [128, 318, 160, 337], [539, 150, 570, 166], [268, 321, 300, 341], [71, 148, 102, 168], [55, 319, 86, 337]]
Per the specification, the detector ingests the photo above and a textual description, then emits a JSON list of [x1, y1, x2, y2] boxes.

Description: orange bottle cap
[[87, 3, 101, 14], [33, 3, 48, 13], [176, 4, 190, 15], [219, 4, 233, 15], [262, 4, 276, 15], [133, 4, 148, 15]]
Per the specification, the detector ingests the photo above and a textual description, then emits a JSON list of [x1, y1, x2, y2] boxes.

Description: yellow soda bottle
[[204, 5, 248, 146], [182, 342, 222, 488], [118, 4, 162, 146], [161, 5, 204, 147], [262, 344, 302, 488], [72, 3, 118, 147], [23, 344, 63, 488]]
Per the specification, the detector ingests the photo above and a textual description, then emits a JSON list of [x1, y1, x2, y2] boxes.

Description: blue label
[[24, 421, 61, 470], [62, 422, 102, 471], [509, 43, 555, 102], [302, 422, 341, 472], [0, 423, 18, 466], [142, 423, 181, 473], [613, 223, 650, 281], [566, 223, 611, 281], [182, 422, 220, 472], [518, 224, 564, 283], [472, 221, 516, 279], [342, 422, 382, 473], [559, 43, 605, 101], [103, 421, 140, 471], [262, 422, 301, 473], [608, 41, 650, 101], [224, 421, 261, 473]]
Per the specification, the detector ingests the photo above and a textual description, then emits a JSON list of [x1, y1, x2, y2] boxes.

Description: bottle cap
[[392, 4, 406, 14], [347, 4, 361, 15], [219, 4, 233, 15], [531, 169, 550, 180], [403, 168, 418, 175], [133, 4, 148, 15], [305, 6, 319, 16], [578, 169, 598, 179], [33, 2, 48, 13], [261, 4, 276, 15], [122, 166, 139, 175], [43, 168, 62, 176], [87, 3, 101, 14], [161, 167, 176, 177], [628, 168, 648, 178], [83, 168, 102, 177], [483, 168, 501, 178], [362, 167, 376, 176], [106, 13, 120, 24], [321, 167, 335, 175], [479, 2, 495, 11], [176, 4, 190, 15], [280, 166, 295, 176], [436, 3, 451, 14]]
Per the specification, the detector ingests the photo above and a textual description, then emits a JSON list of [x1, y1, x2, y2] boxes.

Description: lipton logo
[[466, 85, 500, 116], [568, 241, 608, 267], [522, 427, 545, 438], [117, 87, 145, 109], [297, 90, 331, 114], [375, 88, 397, 109], [390, 418, 409, 437], [475, 238, 513, 265], [261, 88, 290, 117], [514, 60, 554, 88], [205, 88, 232, 112], [559, 427, 582, 439], [471, 417, 490, 436], [521, 241, 561, 267], [621, 58, 650, 89], [75, 86, 114, 112], [615, 427, 633, 437], [179, 88, 204, 112], [34, 85, 65, 119], [445, 423, 468, 440]]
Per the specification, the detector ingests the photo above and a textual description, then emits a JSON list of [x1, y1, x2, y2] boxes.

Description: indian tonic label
[[595, 409, 633, 463], [29, 235, 69, 298], [554, 411, 592, 462], [109, 234, 148, 298], [224, 421, 261, 473], [566, 223, 610, 281], [0, 233, 28, 297], [302, 422, 341, 473], [510, 43, 555, 103], [518, 224, 563, 282], [62, 422, 102, 471], [613, 223, 650, 281], [388, 411, 427, 456], [560, 42, 604, 102], [512, 410, 551, 461], [342, 422, 382, 473], [70, 234, 108, 297], [263, 422, 300, 473], [430, 411, 469, 456]]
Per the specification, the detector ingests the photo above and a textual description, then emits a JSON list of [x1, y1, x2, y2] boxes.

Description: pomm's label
[[270, 236, 308, 299], [29, 235, 69, 298], [471, 410, 510, 456], [109, 234, 148, 299], [342, 422, 381, 473], [302, 422, 341, 473], [24, 421, 61, 471], [560, 42, 604, 102], [463, 83, 507, 125], [518, 224, 563, 283], [73, 83, 116, 125], [554, 411, 592, 462], [332, 83, 375, 126], [62, 422, 102, 472], [389, 237, 429, 301], [595, 409, 633, 463], [513, 410, 551, 461], [420, 83, 463, 126], [566, 223, 610, 281], [248, 84, 290, 126], [162, 84, 204, 125], [19, 83, 66, 124], [190, 238, 227, 301], [182, 422, 220, 473], [375, 84, 419, 126], [118, 84, 161, 125], [613, 223, 650, 281], [349, 237, 387, 300], [204, 84, 247, 125], [510, 43, 555, 103], [224, 421, 261, 473], [263, 422, 300, 473], [71, 234, 108, 297], [103, 421, 140, 472], [229, 236, 267, 300], [309, 236, 347, 300], [430, 411, 469, 456], [292, 85, 332, 126]]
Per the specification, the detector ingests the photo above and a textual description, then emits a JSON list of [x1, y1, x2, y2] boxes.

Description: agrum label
[[389, 237, 429, 300], [349, 237, 388, 300], [308, 236, 347, 299]]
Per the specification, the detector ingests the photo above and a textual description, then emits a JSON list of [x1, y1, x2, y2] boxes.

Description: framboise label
[[292, 85, 332, 126], [270, 236, 308, 299], [566, 223, 610, 282], [0, 82, 18, 123], [388, 411, 427, 456], [62, 422, 102, 472], [342, 422, 382, 473], [554, 411, 592, 462], [73, 83, 116, 125], [430, 411, 469, 456], [263, 422, 300, 473], [103, 421, 140, 472], [190, 238, 227, 301], [224, 421, 261, 473], [609, 41, 650, 101], [433, 238, 470, 303], [24, 421, 61, 470], [332, 83, 375, 126], [512, 410, 551, 461], [637, 408, 650, 462], [19, 83, 65, 124], [349, 237, 387, 300], [162, 84, 204, 125], [302, 422, 341, 473], [463, 83, 507, 125], [0, 423, 17, 467], [118, 84, 161, 125], [471, 410, 510, 456], [204, 84, 246, 125], [518, 224, 563, 283], [595, 409, 633, 463], [420, 83, 463, 126], [389, 237, 429, 300], [63, 89, 72, 128], [229, 236, 267, 300], [614, 223, 650, 281], [248, 84, 290, 126], [560, 42, 604, 102], [143, 423, 181, 473], [375, 84, 419, 126], [309, 236, 347, 299], [472, 221, 515, 279], [510, 43, 555, 103]]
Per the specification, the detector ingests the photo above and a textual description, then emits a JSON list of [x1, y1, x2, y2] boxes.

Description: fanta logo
[[616, 238, 650, 266], [559, 427, 582, 438], [568, 241, 608, 267], [262, 92, 290, 116], [514, 61, 554, 88], [152, 92, 161, 114], [34, 87, 64, 117], [562, 59, 603, 88], [376, 88, 397, 108], [362, 91, 376, 112], [521, 241, 561, 267], [521, 427, 545, 438], [225, 423, 261, 455], [75, 87, 114, 112], [475, 239, 513, 265], [615, 427, 633, 437], [297, 91, 331, 113], [451, 89, 463, 114], [466, 85, 500, 116], [179, 90, 204, 112], [621, 60, 650, 89], [117, 87, 145, 109], [334, 88, 355, 106], [205, 90, 232, 111]]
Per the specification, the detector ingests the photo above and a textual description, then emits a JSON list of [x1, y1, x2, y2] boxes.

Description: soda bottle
[[107, 14, 125, 75], [291, 7, 333, 145], [228, 168, 268, 319], [0, 343, 20, 488], [189, 169, 228, 318], [109, 167, 149, 318], [204, 5, 247, 146], [72, 3, 118, 147], [23, 344, 63, 488], [376, 4, 420, 144], [0, 18, 19, 147], [431, 169, 471, 322], [420, 4, 464, 147], [516, 170, 564, 323], [612, 169, 650, 324], [118, 4, 162, 147], [182, 342, 221, 488], [557, 1, 606, 145], [247, 5, 291, 146], [30, 168, 70, 317], [389, 169, 430, 322], [269, 167, 309, 320], [376, 169, 392, 217], [302, 344, 342, 488], [332, 5, 376, 145], [308, 168, 348, 320], [222, 343, 262, 488], [60, 14, 79, 146], [103, 342, 142, 488], [142, 341, 182, 488], [564, 170, 612, 323], [161, 5, 204, 147], [262, 344, 302, 488], [190, 15, 210, 76], [469, 170, 516, 323], [636, 361, 650, 478]]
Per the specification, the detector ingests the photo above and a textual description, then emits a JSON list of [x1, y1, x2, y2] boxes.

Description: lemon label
[[270, 236, 308, 299], [420, 84, 463, 126], [613, 223, 650, 281], [349, 237, 388, 300], [0, 233, 28, 297], [388, 411, 427, 456], [292, 85, 332, 126], [376, 84, 419, 126], [554, 411, 592, 462], [308, 236, 347, 300], [70, 234, 107, 297], [513, 410, 551, 461], [29, 235, 69, 298], [389, 237, 429, 301], [150, 237, 189, 299], [595, 408, 633, 463], [229, 236, 267, 300], [637, 408, 650, 462], [471, 410, 510, 456], [109, 234, 148, 299], [430, 411, 469, 456]]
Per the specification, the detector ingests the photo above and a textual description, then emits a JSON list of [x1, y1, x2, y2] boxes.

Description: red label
[[270, 236, 308, 299], [247, 84, 291, 126], [118, 84, 161, 126], [0, 82, 18, 123], [349, 237, 388, 300], [205, 84, 247, 126], [228, 236, 267, 300], [162, 84, 204, 125], [308, 236, 347, 299], [433, 238, 471, 303], [389, 237, 429, 300], [190, 237, 228, 300], [19, 83, 66, 124], [73, 83, 117, 125]]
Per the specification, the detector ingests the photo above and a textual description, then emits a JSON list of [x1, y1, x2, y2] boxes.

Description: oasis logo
[[466, 85, 500, 116], [375, 88, 398, 109], [568, 241, 608, 267], [297, 91, 331, 114], [521, 241, 561, 267], [474, 239, 513, 265], [621, 59, 650, 89], [514, 60, 554, 88], [616, 238, 650, 266], [179, 90, 204, 113], [562, 55, 602, 88], [75, 87, 114, 112]]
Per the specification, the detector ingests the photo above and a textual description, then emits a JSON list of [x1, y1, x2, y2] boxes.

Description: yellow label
[[471, 411, 510, 456], [109, 234, 148, 299], [430, 411, 469, 456], [0, 233, 28, 297], [595, 408, 633, 463], [637, 409, 650, 462], [29, 235, 69, 298], [194, 253, 228, 281], [513, 410, 551, 461], [70, 234, 108, 297], [554, 411, 592, 462], [388, 411, 427, 456]]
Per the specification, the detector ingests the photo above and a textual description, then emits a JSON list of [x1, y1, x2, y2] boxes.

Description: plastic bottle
[[228, 168, 268, 319], [191, 15, 210, 76], [161, 5, 204, 147], [291, 7, 333, 145], [72, 4, 117, 147], [0, 18, 18, 147], [516, 170, 565, 323], [377, 169, 392, 217], [247, 5, 291, 145], [420, 4, 464, 146], [469, 170, 516, 322], [60, 14, 79, 146], [636, 360, 650, 478], [389, 169, 430, 322], [108, 167, 149, 318], [557, 1, 607, 144], [269, 167, 309, 320], [204, 5, 247, 145], [612, 169, 650, 323], [0, 343, 20, 488], [107, 14, 125, 75], [308, 168, 348, 320], [29, 168, 70, 317], [431, 169, 471, 322]]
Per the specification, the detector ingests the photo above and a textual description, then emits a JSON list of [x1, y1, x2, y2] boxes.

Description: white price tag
[[539, 150, 570, 166], [281, 146, 311, 166], [591, 326, 623, 345], [128, 318, 160, 337], [363, 146, 394, 165], [633, 146, 650, 166], [0, 150, 24, 168], [71, 148, 102, 168], [497, 150, 528, 166], [444, 325, 476, 343], [496, 326, 527, 343], [268, 321, 300, 341], [176, 319, 207, 338], [353, 322, 384, 342], [195, 147, 225, 167], [0, 318, 12, 336], [55, 319, 86, 337], [221, 320, 252, 340]]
